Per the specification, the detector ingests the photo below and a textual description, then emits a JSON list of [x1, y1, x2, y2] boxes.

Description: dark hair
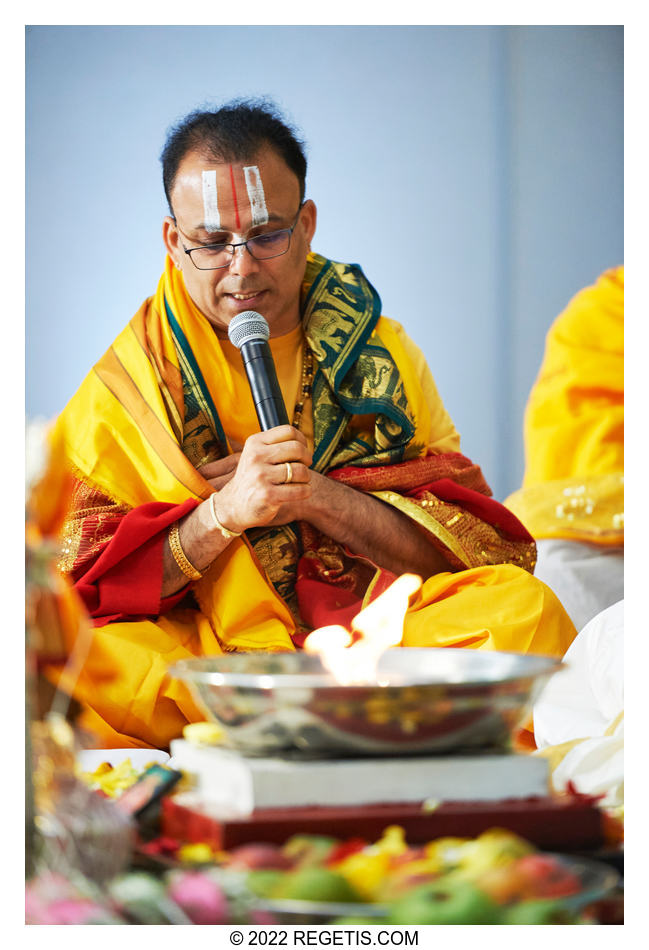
[[160, 97, 308, 214]]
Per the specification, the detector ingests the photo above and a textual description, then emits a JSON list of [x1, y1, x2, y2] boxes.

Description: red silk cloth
[[72, 498, 199, 625], [327, 452, 533, 543], [292, 452, 534, 645]]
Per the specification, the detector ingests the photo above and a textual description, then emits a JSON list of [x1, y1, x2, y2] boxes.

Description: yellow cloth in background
[[506, 267, 623, 544], [54, 256, 577, 749]]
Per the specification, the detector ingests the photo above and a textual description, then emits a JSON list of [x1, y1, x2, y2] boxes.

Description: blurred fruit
[[282, 834, 338, 868], [374, 859, 439, 902], [391, 846, 427, 867], [33, 898, 124, 925], [249, 908, 280, 924], [246, 870, 287, 898], [476, 863, 529, 904], [372, 825, 409, 857], [450, 828, 535, 879], [388, 879, 502, 925], [325, 838, 367, 865], [108, 872, 174, 924], [423, 836, 470, 873], [227, 843, 293, 871], [514, 854, 582, 899], [273, 867, 364, 903], [176, 842, 215, 864], [331, 851, 391, 901], [504, 897, 577, 924], [167, 870, 230, 924]]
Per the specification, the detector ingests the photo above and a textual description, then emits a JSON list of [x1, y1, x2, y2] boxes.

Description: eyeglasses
[[177, 204, 304, 270]]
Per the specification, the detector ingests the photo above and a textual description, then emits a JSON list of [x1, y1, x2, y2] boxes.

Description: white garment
[[533, 600, 624, 808], [533, 538, 624, 633]]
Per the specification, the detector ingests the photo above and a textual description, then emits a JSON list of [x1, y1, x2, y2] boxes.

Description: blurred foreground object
[[533, 601, 623, 828], [506, 267, 623, 631], [26, 823, 620, 924], [30, 715, 134, 884], [26, 417, 88, 719], [26, 419, 132, 880]]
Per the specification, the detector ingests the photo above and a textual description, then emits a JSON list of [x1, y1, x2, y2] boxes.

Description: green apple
[[388, 880, 502, 925], [245, 870, 287, 898], [504, 898, 577, 925], [282, 835, 338, 868], [273, 867, 364, 903]]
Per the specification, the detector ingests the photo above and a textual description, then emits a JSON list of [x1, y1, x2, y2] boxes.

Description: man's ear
[[300, 200, 317, 245], [162, 216, 182, 265]]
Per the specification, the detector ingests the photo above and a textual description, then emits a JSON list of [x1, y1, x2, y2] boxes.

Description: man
[[505, 267, 624, 632], [54, 100, 575, 749]]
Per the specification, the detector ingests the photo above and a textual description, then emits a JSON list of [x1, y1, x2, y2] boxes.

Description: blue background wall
[[25, 25, 623, 500]]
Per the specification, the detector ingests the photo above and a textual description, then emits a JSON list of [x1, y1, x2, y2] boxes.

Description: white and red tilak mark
[[243, 165, 269, 225], [201, 170, 221, 232], [229, 165, 241, 230]]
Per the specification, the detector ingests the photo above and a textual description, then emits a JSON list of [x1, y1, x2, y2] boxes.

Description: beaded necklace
[[292, 342, 315, 432]]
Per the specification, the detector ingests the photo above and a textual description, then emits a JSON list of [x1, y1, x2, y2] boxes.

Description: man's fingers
[[257, 424, 308, 448], [270, 461, 311, 485], [265, 440, 312, 467], [198, 453, 240, 478], [242, 433, 312, 470]]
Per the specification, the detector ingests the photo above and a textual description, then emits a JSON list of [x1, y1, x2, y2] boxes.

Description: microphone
[[227, 311, 290, 431]]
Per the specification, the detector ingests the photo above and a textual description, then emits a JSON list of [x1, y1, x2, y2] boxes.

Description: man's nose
[[228, 242, 259, 276]]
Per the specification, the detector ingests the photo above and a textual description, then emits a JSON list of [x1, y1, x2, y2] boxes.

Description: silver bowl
[[169, 648, 562, 757]]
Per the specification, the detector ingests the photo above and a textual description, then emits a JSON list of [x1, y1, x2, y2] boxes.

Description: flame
[[304, 574, 422, 685]]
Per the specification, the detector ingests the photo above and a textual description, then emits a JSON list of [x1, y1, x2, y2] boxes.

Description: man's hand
[[210, 425, 312, 535], [162, 426, 312, 597], [197, 453, 241, 491], [164, 428, 452, 600], [270, 468, 456, 578]]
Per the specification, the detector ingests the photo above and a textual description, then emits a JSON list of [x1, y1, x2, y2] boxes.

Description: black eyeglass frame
[[175, 203, 305, 270]]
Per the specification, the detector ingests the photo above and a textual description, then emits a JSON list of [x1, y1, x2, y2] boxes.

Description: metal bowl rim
[[169, 647, 563, 690]]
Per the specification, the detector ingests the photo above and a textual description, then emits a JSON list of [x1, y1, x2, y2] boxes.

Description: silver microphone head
[[227, 310, 270, 349]]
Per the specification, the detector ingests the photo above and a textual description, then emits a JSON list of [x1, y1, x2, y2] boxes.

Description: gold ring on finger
[[284, 461, 293, 484]]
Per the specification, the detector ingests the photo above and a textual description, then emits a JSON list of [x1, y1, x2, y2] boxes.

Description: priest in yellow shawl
[[506, 268, 624, 632], [52, 100, 576, 749]]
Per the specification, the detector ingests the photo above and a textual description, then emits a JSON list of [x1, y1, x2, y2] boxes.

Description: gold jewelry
[[169, 521, 203, 580], [284, 461, 293, 484], [209, 492, 242, 539]]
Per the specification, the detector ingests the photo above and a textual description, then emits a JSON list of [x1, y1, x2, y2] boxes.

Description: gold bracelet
[[209, 492, 242, 539], [168, 521, 203, 581]]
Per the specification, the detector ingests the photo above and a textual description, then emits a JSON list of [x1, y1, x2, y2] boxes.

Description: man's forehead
[[172, 148, 299, 232]]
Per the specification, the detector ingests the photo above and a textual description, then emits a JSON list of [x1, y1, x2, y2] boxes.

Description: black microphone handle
[[239, 339, 290, 431]]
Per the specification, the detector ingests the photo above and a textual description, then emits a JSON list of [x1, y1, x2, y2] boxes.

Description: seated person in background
[[506, 268, 624, 634], [53, 99, 576, 749]]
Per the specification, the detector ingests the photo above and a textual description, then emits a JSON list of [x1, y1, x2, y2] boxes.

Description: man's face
[[163, 145, 316, 337]]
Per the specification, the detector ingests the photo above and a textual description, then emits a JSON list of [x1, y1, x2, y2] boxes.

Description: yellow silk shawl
[[52, 254, 577, 748], [54, 253, 436, 655]]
